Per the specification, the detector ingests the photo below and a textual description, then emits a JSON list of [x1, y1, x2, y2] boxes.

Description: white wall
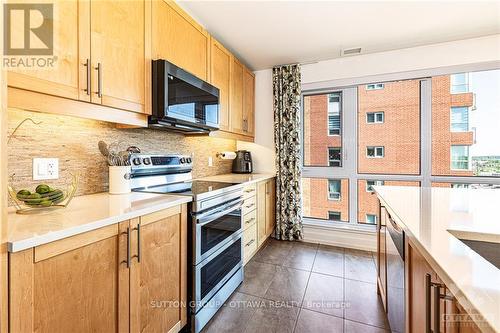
[[237, 69, 276, 173], [302, 34, 500, 86]]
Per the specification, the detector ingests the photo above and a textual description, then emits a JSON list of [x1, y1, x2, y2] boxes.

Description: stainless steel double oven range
[[130, 154, 244, 333]]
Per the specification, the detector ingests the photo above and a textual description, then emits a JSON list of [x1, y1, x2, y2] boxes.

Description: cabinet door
[[265, 179, 276, 237], [7, 0, 90, 101], [131, 205, 187, 333], [91, 0, 145, 113], [152, 0, 209, 81], [9, 223, 128, 333], [407, 240, 440, 333], [378, 207, 388, 309], [243, 68, 255, 136], [257, 181, 267, 247], [210, 38, 231, 131], [230, 57, 245, 134]]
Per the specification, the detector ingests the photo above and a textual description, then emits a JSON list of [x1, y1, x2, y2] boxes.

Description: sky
[[469, 69, 500, 157]]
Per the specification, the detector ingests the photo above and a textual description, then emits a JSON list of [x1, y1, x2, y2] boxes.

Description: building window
[[367, 146, 384, 158], [451, 107, 469, 132], [451, 145, 470, 170], [328, 93, 341, 136], [366, 83, 384, 90], [367, 112, 384, 124], [451, 183, 470, 189], [366, 214, 377, 224], [328, 211, 341, 221], [328, 147, 342, 167], [328, 179, 341, 200], [450, 73, 469, 94], [366, 180, 385, 192]]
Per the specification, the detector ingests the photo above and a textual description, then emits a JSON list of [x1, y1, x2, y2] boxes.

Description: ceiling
[[178, 1, 500, 71]]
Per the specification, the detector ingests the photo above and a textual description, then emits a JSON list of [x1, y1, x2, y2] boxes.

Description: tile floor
[[202, 239, 389, 333]]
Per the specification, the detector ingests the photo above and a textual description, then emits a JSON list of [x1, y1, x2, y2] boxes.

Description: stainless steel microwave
[[150, 59, 220, 133]]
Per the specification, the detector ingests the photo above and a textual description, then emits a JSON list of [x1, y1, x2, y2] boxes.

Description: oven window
[[200, 210, 241, 256], [200, 238, 241, 300]]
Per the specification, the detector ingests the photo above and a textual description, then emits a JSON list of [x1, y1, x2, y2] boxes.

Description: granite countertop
[[374, 185, 500, 332], [8, 192, 192, 253], [199, 173, 276, 184]]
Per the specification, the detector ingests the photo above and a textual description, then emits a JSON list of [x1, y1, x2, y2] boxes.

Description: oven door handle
[[196, 201, 243, 225]]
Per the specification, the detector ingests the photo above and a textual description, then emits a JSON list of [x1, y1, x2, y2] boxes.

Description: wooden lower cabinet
[[406, 239, 483, 333], [8, 204, 187, 333]]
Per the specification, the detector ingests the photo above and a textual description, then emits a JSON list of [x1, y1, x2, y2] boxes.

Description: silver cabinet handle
[[426, 273, 447, 333], [245, 217, 255, 224], [131, 223, 141, 263], [95, 62, 102, 98], [83, 58, 90, 95], [245, 203, 255, 209], [245, 239, 255, 247], [120, 227, 131, 268]]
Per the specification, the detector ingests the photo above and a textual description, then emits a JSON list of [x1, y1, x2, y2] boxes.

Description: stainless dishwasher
[[386, 213, 405, 333]]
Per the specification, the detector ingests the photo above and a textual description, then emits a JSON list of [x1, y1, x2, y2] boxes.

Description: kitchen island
[[374, 185, 500, 333]]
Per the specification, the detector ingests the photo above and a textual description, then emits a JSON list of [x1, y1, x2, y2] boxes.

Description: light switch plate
[[33, 158, 59, 180], [208, 156, 213, 167]]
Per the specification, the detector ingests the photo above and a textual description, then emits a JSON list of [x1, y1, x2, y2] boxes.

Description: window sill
[[303, 218, 376, 234]]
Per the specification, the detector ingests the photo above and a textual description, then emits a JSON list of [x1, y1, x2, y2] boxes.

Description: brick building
[[303, 74, 475, 224]]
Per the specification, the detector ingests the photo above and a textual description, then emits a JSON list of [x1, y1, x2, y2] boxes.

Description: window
[[451, 183, 470, 189], [328, 179, 341, 200], [328, 93, 341, 135], [451, 107, 469, 132], [328, 211, 341, 221], [367, 146, 384, 158], [451, 145, 470, 170], [366, 83, 384, 90], [366, 214, 377, 225], [366, 180, 384, 192], [366, 112, 384, 124], [303, 92, 343, 167], [328, 147, 342, 167], [450, 73, 469, 94]]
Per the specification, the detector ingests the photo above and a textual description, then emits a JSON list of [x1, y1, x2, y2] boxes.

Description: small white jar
[[108, 166, 131, 194]]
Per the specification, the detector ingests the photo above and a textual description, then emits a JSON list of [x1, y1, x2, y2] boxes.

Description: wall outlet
[[33, 158, 59, 180], [208, 156, 213, 167]]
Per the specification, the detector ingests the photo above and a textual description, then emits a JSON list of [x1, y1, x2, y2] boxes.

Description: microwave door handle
[[197, 202, 242, 226]]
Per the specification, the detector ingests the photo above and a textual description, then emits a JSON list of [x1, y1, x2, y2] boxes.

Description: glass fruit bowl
[[8, 173, 78, 214]]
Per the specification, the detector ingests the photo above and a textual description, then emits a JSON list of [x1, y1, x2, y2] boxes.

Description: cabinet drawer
[[243, 209, 257, 231], [242, 196, 256, 215], [243, 183, 257, 199], [243, 222, 258, 264]]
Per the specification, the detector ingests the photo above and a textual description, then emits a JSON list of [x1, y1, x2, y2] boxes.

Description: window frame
[[301, 64, 500, 231], [450, 73, 469, 94], [365, 214, 378, 224], [328, 147, 342, 167], [328, 211, 341, 221], [450, 106, 469, 132], [327, 179, 341, 201], [366, 111, 385, 124], [366, 146, 385, 158], [450, 145, 470, 171]]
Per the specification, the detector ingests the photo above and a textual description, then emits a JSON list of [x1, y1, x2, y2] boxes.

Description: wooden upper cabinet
[[210, 38, 231, 131], [243, 68, 255, 136], [130, 205, 187, 333], [230, 57, 245, 134], [90, 0, 146, 113], [7, 0, 90, 101], [152, 0, 209, 81]]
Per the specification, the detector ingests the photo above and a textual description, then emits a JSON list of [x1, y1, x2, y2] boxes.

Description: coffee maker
[[232, 150, 253, 174]]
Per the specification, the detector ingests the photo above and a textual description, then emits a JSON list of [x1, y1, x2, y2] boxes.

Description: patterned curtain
[[273, 64, 303, 241]]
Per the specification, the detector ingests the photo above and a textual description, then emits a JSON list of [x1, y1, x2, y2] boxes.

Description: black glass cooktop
[[134, 180, 239, 196]]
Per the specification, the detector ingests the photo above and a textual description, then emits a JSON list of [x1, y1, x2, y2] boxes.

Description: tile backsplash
[[7, 108, 236, 197]]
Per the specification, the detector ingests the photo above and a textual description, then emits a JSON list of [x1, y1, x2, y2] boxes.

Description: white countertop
[[374, 186, 500, 332], [8, 192, 192, 253], [199, 173, 276, 184]]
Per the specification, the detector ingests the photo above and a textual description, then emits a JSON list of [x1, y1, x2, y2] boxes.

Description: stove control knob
[[186, 157, 192, 164], [180, 157, 186, 164], [143, 158, 151, 165], [132, 158, 142, 166]]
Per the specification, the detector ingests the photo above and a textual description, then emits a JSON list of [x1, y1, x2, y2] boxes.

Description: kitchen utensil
[[127, 146, 141, 154], [98, 141, 109, 157]]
